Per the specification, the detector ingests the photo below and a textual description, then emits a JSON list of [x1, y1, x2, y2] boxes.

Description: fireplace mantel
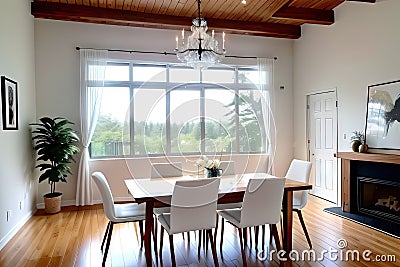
[[337, 152, 400, 165], [337, 152, 400, 212]]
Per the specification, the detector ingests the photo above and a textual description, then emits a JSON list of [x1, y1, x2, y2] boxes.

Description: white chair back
[[151, 162, 183, 178], [92, 172, 116, 221], [219, 161, 235, 176], [240, 178, 286, 228], [285, 159, 312, 209], [169, 178, 220, 234]]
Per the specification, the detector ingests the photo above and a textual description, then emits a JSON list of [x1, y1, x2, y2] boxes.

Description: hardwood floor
[[0, 195, 399, 267]]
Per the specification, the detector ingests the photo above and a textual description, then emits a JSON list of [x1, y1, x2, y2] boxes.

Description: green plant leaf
[[31, 116, 80, 192]]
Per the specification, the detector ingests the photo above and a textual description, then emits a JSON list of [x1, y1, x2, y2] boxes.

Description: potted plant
[[350, 131, 367, 153], [31, 117, 80, 213], [196, 155, 221, 178]]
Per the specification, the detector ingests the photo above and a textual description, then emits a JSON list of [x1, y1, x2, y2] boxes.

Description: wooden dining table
[[125, 174, 312, 266]]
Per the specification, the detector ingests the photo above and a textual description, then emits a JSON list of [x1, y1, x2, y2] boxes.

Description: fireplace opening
[[357, 177, 400, 224]]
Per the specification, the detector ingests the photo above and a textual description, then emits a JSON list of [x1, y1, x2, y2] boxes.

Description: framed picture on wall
[[365, 80, 400, 150], [1, 76, 18, 130]]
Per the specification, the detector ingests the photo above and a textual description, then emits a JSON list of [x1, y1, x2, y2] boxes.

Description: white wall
[[293, 0, 400, 159], [0, 0, 36, 250], [34, 19, 294, 205]]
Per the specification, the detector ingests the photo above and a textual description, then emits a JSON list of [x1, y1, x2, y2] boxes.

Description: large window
[[90, 62, 268, 158]]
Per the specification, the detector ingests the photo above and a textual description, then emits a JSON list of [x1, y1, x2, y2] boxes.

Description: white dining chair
[[92, 172, 146, 266], [218, 177, 286, 267], [150, 162, 185, 255], [214, 161, 242, 244], [219, 160, 235, 176], [151, 162, 183, 178], [151, 162, 183, 216], [285, 159, 313, 249], [157, 178, 221, 267]]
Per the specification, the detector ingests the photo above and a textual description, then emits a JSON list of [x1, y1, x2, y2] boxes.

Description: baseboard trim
[[37, 197, 135, 209], [36, 199, 76, 210], [92, 197, 134, 205], [0, 210, 35, 251]]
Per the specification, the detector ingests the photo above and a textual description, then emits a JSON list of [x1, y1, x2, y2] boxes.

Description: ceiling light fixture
[[175, 0, 226, 70]]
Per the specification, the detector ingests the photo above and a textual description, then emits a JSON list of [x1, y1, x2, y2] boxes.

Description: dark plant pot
[[351, 140, 361, 152], [359, 144, 368, 153], [44, 192, 62, 214], [205, 167, 222, 178]]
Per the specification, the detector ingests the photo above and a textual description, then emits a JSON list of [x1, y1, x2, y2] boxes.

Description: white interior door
[[307, 91, 338, 203]]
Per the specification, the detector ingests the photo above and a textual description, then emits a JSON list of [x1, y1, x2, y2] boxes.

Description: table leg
[[282, 191, 293, 266], [145, 201, 154, 267]]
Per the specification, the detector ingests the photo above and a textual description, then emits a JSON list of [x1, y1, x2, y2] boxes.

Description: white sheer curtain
[[76, 49, 108, 206], [257, 58, 276, 175]]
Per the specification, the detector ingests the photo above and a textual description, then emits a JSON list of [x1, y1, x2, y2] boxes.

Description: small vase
[[205, 167, 221, 178], [359, 144, 368, 153], [351, 140, 361, 152]]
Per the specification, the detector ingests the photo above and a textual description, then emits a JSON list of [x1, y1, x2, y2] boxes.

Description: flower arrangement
[[196, 155, 221, 177]]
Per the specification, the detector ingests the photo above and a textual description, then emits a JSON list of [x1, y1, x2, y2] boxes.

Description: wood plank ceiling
[[31, 0, 375, 39]]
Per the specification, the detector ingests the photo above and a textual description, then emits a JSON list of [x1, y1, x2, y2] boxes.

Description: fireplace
[[357, 176, 400, 223]]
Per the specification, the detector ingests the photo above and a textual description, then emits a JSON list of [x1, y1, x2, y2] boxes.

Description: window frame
[[89, 61, 267, 159]]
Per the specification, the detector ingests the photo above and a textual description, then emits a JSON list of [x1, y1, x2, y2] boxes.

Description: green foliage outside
[[90, 91, 265, 157]]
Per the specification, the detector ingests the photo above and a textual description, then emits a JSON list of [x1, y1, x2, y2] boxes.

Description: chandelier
[[175, 0, 226, 70]]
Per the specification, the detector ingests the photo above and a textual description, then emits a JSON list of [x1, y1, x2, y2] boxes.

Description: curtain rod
[[75, 46, 278, 60]]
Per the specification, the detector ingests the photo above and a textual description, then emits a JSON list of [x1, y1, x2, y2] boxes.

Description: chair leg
[[198, 230, 202, 258], [138, 220, 144, 248], [103, 222, 114, 266], [151, 222, 158, 263], [159, 226, 165, 262], [261, 225, 266, 249], [169, 234, 176, 267], [214, 213, 219, 244], [296, 210, 312, 249], [248, 227, 252, 248], [186, 232, 190, 243], [243, 227, 248, 248], [204, 229, 209, 252], [238, 228, 247, 267], [219, 217, 225, 252], [270, 224, 281, 251], [255, 226, 259, 250], [153, 215, 158, 246], [101, 221, 111, 251], [207, 229, 219, 267]]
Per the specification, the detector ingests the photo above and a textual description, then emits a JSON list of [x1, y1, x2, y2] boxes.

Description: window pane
[[105, 64, 129, 81], [91, 87, 131, 157], [238, 90, 265, 152], [238, 69, 262, 85], [134, 89, 166, 155], [133, 66, 166, 82], [205, 89, 235, 153], [202, 69, 235, 84], [170, 68, 200, 83], [170, 89, 201, 154]]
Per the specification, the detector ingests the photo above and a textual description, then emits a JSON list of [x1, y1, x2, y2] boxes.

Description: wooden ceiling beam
[[31, 1, 301, 39], [272, 6, 334, 25]]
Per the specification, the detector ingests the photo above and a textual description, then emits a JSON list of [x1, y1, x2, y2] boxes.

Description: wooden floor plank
[[0, 196, 399, 266]]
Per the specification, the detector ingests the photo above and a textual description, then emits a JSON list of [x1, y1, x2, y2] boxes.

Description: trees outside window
[[90, 63, 267, 158]]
